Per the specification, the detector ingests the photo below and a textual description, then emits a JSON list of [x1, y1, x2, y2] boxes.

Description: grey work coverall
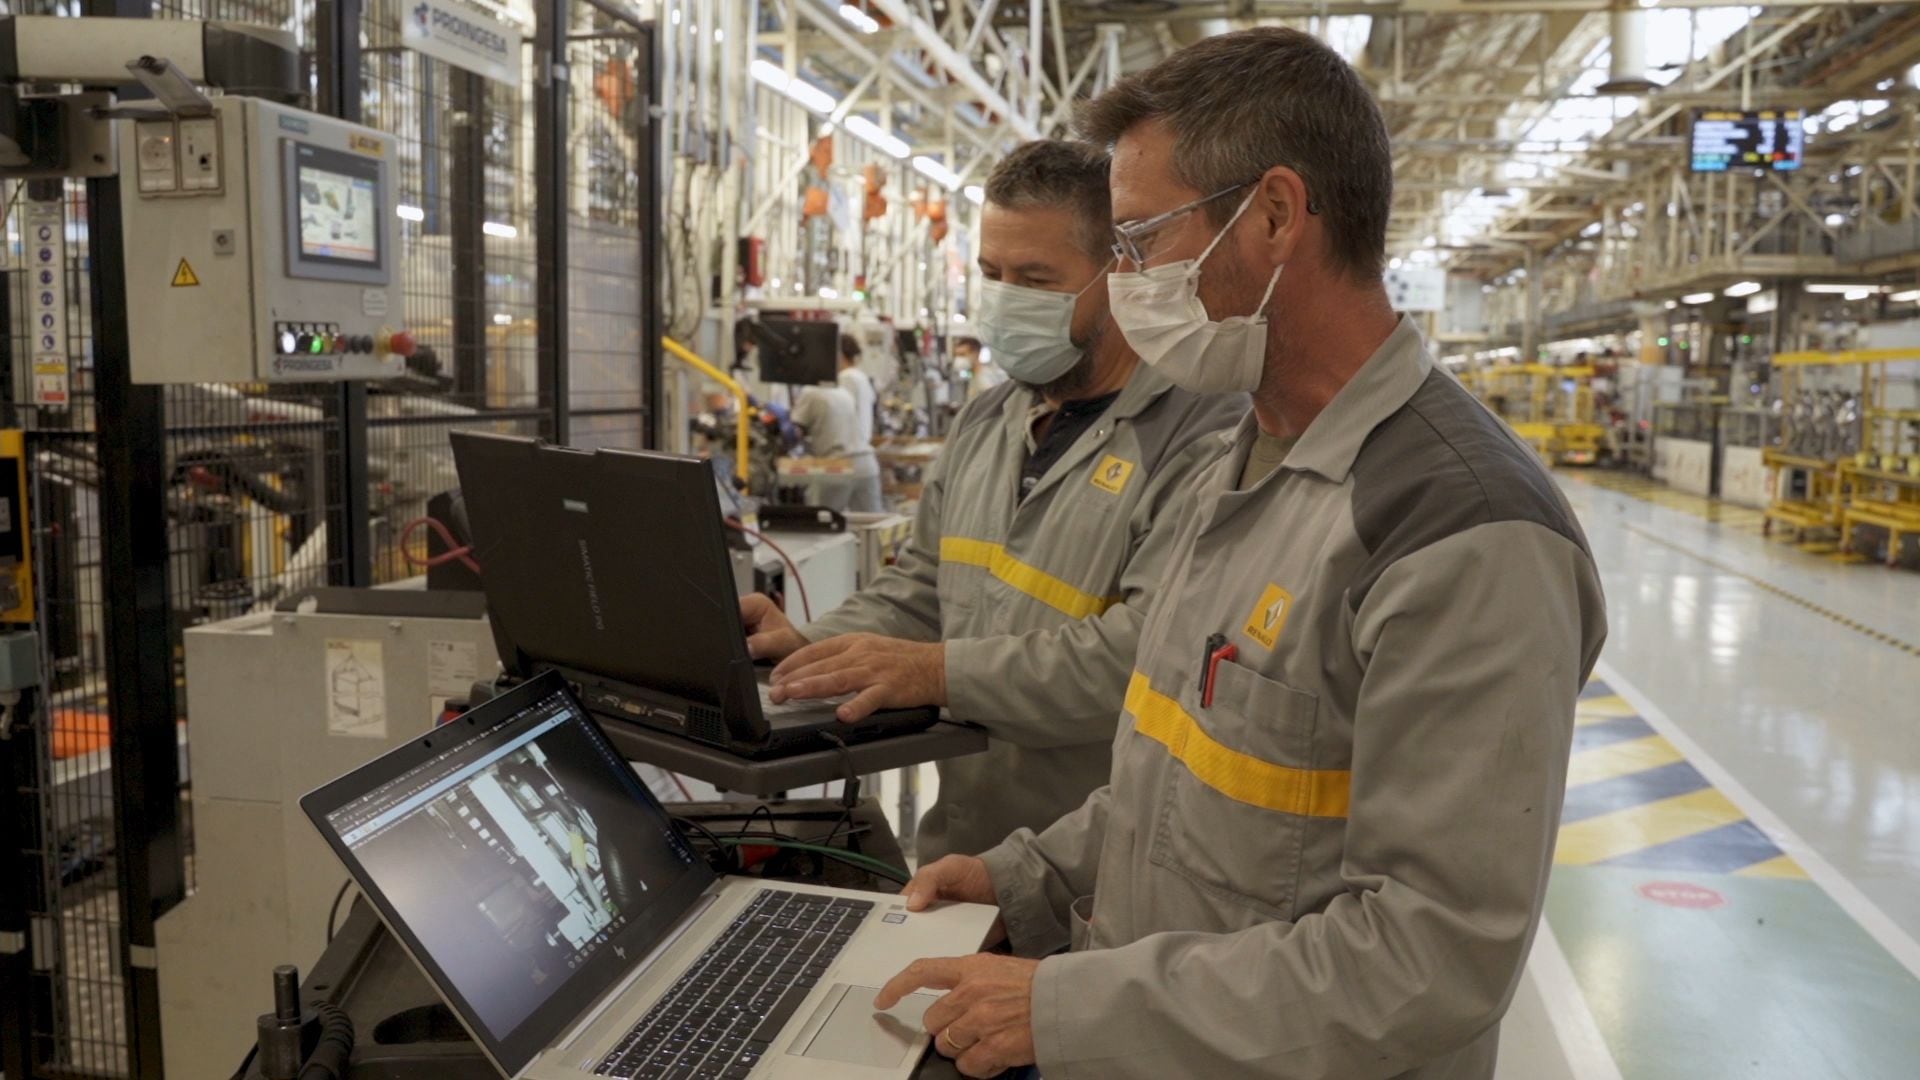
[[979, 318, 1609, 1079], [801, 367, 1243, 860]]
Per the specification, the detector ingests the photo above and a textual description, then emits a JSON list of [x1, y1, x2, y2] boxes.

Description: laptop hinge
[[554, 884, 725, 1055]]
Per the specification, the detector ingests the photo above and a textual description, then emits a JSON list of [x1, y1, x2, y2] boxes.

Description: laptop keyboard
[[756, 684, 854, 717], [592, 889, 875, 1079]]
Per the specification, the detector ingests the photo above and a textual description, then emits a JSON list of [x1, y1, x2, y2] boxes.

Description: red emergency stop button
[[379, 330, 418, 359]]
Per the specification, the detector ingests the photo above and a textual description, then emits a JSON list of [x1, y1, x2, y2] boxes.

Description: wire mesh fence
[[0, 0, 657, 1074]]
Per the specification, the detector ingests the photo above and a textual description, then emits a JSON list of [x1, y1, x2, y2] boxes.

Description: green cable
[[716, 837, 910, 884]]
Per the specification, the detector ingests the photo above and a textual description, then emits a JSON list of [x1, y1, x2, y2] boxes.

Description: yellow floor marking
[[1566, 735, 1687, 788], [1736, 854, 1812, 880], [1575, 694, 1638, 720], [1555, 787, 1747, 865]]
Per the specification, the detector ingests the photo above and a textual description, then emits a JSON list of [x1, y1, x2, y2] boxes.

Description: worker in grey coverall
[[740, 140, 1243, 861], [875, 29, 1608, 1080]]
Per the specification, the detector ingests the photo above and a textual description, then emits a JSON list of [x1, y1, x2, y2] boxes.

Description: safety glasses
[[1109, 180, 1321, 267], [1109, 183, 1252, 268]]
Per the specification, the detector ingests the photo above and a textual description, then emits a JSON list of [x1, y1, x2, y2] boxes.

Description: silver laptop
[[301, 670, 997, 1079]]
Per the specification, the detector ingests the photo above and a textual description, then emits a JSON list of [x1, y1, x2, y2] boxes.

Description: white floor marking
[[1595, 657, 1920, 981], [1527, 919, 1626, 1080]]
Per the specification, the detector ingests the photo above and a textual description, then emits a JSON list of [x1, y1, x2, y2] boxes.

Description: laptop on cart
[[302, 671, 997, 1079], [449, 431, 938, 760]]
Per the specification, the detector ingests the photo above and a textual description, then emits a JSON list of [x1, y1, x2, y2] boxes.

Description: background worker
[[789, 369, 883, 513], [740, 139, 1243, 861], [878, 29, 1608, 1079]]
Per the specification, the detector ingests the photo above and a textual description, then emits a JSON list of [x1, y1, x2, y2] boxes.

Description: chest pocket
[[1145, 661, 1324, 920]]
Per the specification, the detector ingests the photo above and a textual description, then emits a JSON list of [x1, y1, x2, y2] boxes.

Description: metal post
[[536, 0, 572, 443], [77, 1, 181, 1073], [317, 0, 373, 586], [640, 22, 665, 449], [451, 69, 489, 400], [1522, 247, 1541, 362], [91, 154, 181, 1080]]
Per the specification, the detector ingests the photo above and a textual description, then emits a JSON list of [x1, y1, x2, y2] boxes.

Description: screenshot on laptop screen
[[324, 691, 701, 1037]]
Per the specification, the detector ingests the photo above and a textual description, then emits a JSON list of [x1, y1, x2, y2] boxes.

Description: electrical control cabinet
[[118, 96, 406, 383]]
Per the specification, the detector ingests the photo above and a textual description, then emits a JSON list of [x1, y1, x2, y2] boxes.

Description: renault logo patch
[[1089, 454, 1135, 495], [1243, 583, 1294, 650]]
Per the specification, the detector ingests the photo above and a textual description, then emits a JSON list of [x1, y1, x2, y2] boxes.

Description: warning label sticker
[[326, 638, 388, 738], [171, 258, 200, 287]]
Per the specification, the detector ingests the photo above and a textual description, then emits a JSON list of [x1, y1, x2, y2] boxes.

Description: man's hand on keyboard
[[741, 593, 809, 662], [767, 634, 946, 722]]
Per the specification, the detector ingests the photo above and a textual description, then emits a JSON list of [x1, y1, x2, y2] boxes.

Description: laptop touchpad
[[791, 985, 935, 1068]]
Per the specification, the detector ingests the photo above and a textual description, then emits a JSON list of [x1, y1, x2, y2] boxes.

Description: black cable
[[818, 732, 860, 851], [229, 1044, 258, 1080], [325, 880, 351, 943], [297, 1003, 355, 1080], [670, 814, 738, 873], [733, 802, 778, 841], [723, 826, 874, 847], [713, 838, 911, 885]]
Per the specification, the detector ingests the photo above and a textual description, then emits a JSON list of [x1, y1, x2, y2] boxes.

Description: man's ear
[[1254, 166, 1310, 266]]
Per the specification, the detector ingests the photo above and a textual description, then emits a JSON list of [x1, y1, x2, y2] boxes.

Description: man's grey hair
[[1079, 27, 1393, 281], [983, 139, 1113, 262]]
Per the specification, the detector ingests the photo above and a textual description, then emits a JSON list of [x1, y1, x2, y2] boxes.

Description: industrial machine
[[3, 14, 415, 384]]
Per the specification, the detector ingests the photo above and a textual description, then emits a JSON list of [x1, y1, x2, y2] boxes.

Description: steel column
[[451, 69, 489, 400], [317, 0, 373, 586], [536, 0, 572, 443]]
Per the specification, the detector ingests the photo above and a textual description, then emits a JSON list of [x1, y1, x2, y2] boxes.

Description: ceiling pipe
[[1596, 3, 1656, 94]]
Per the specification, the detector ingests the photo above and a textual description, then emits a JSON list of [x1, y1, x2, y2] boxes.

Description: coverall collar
[[1251, 314, 1432, 486]]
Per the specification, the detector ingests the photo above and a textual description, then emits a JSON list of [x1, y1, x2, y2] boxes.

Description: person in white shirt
[[837, 335, 877, 447], [792, 369, 884, 512]]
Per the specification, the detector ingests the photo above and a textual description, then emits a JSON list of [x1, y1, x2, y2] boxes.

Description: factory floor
[[1494, 472, 1920, 1080], [874, 466, 1920, 1079]]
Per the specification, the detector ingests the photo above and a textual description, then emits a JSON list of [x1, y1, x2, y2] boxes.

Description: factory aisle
[[1493, 474, 1920, 1080]]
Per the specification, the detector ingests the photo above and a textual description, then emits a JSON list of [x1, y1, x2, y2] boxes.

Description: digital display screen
[[1691, 109, 1805, 173], [298, 163, 379, 263], [324, 693, 701, 1040]]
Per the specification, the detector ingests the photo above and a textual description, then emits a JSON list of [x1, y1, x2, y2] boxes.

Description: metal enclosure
[[117, 96, 404, 383], [156, 601, 499, 1080]]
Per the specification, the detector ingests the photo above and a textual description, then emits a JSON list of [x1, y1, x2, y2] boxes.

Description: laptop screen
[[311, 678, 715, 1071]]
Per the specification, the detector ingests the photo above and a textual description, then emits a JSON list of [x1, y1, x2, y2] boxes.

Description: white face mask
[[974, 274, 1099, 386], [1107, 191, 1282, 396]]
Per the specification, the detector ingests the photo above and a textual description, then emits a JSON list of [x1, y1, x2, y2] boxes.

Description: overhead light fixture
[[1681, 292, 1715, 305], [1422, 235, 1437, 248], [1824, 212, 1847, 227], [396, 204, 425, 222], [819, 286, 840, 299], [1890, 289, 1920, 303], [1663, 299, 1678, 309], [482, 221, 517, 239], [962, 184, 984, 206], [953, 313, 967, 324], [912, 155, 961, 191], [492, 313, 513, 325], [1805, 283, 1870, 294], [1844, 288, 1874, 302], [837, 3, 881, 33], [1723, 281, 1763, 298], [750, 59, 838, 115], [843, 116, 909, 159]]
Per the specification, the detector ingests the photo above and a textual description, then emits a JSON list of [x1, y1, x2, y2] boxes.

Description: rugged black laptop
[[449, 431, 938, 760]]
